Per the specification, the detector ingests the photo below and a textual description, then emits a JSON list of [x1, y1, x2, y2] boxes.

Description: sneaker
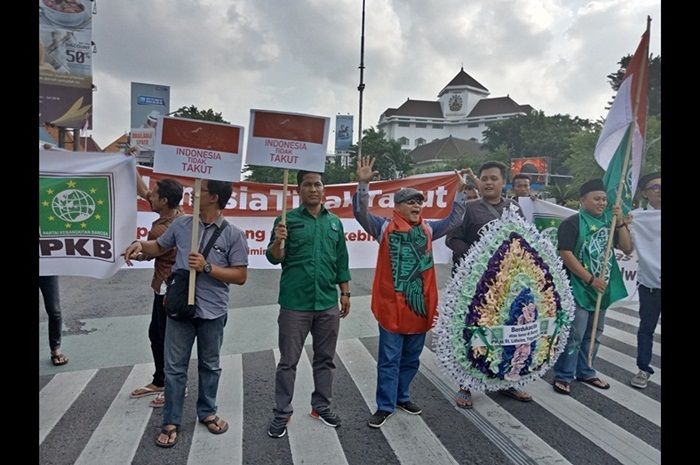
[[630, 370, 651, 389], [397, 400, 422, 415], [310, 407, 341, 428], [267, 416, 290, 438], [368, 410, 394, 428]]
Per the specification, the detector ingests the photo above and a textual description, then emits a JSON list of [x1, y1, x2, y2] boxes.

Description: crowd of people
[[40, 158, 660, 449]]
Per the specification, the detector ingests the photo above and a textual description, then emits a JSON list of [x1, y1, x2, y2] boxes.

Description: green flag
[[602, 124, 635, 215]]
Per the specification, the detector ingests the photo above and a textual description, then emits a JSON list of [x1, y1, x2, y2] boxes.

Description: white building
[[377, 67, 533, 150]]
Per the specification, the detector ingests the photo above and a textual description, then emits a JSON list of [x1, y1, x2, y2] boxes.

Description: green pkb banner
[[39, 175, 112, 238]]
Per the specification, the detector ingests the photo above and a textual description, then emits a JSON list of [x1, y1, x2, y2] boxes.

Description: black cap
[[579, 179, 606, 197], [638, 172, 661, 190]]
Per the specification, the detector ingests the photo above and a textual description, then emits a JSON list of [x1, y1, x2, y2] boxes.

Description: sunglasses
[[403, 199, 424, 206], [645, 184, 661, 192]]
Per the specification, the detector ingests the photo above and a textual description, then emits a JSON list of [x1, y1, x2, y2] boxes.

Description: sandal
[[553, 380, 571, 395], [51, 353, 69, 366], [154, 426, 178, 448], [499, 387, 533, 402], [150, 392, 165, 408], [200, 415, 229, 435], [130, 384, 164, 399], [576, 377, 610, 389], [455, 388, 473, 409]]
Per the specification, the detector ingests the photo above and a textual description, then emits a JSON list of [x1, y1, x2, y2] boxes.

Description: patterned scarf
[[372, 213, 438, 334], [571, 209, 627, 311]]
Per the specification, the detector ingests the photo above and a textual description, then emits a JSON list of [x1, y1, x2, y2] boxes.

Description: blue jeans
[[376, 324, 426, 412], [553, 305, 606, 383], [162, 314, 227, 426], [39, 276, 62, 351], [637, 285, 661, 374]]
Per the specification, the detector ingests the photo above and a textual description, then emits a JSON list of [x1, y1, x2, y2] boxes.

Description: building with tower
[[377, 67, 533, 150]]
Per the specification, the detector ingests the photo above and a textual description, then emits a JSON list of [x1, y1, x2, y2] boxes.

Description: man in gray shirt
[[124, 179, 248, 448]]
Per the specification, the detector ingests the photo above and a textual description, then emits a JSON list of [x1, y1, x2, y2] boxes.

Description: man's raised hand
[[357, 156, 379, 183]]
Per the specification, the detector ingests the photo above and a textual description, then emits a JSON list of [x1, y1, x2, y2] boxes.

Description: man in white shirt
[[629, 172, 661, 389]]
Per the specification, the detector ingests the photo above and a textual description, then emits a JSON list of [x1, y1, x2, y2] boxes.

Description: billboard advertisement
[[335, 115, 354, 152], [510, 157, 549, 184], [39, 0, 94, 129], [130, 82, 170, 152]]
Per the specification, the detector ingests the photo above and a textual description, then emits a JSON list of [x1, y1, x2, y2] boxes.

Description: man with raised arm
[[353, 157, 467, 428]]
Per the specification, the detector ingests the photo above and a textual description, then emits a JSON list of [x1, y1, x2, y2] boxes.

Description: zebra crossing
[[39, 305, 660, 465]]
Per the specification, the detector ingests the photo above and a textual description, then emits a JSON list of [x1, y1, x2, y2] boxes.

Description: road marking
[[39, 369, 97, 444], [336, 338, 459, 465]]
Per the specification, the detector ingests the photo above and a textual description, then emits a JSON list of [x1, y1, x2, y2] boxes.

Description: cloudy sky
[[89, 0, 661, 150]]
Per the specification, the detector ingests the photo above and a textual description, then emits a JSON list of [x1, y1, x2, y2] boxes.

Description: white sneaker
[[630, 370, 650, 389]]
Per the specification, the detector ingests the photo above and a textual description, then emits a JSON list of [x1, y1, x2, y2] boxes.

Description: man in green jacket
[[266, 170, 351, 438]]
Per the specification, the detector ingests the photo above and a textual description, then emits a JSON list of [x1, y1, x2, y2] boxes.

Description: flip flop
[[201, 415, 229, 435], [130, 385, 164, 398], [51, 353, 69, 366], [499, 387, 533, 402], [576, 377, 610, 389], [154, 426, 178, 448], [553, 380, 571, 395], [455, 389, 473, 409]]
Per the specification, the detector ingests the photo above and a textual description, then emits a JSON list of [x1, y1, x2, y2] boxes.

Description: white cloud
[[84, 0, 660, 149]]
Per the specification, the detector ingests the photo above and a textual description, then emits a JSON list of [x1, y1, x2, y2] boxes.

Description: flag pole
[[588, 17, 650, 365], [188, 178, 202, 305], [356, 0, 366, 160]]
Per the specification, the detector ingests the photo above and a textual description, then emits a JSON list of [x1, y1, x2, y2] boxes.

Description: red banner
[[137, 167, 461, 219]]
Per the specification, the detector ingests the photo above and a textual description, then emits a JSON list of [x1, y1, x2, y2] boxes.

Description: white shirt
[[629, 205, 661, 289]]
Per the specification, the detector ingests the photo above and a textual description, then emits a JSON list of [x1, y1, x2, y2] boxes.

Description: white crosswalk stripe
[[273, 348, 349, 465], [39, 369, 97, 445], [39, 305, 660, 465]]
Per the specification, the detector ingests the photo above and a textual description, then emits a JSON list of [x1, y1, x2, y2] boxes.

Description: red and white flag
[[593, 26, 649, 192]]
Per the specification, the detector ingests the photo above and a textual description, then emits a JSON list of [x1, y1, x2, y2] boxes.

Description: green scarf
[[570, 209, 627, 311], [388, 224, 434, 317]]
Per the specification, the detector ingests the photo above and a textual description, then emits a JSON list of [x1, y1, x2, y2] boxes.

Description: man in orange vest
[[353, 157, 467, 428]]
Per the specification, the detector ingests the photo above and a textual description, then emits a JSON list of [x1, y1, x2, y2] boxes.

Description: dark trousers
[[39, 276, 62, 351], [149, 293, 167, 387], [273, 306, 340, 418], [637, 285, 661, 374]]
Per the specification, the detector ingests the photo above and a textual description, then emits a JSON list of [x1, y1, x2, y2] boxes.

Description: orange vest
[[371, 214, 438, 334]]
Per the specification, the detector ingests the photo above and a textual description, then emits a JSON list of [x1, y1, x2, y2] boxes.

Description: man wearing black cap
[[552, 178, 633, 395], [446, 160, 534, 407], [629, 173, 661, 389], [353, 156, 467, 428]]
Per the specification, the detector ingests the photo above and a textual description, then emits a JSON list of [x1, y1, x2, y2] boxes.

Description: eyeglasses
[[645, 184, 661, 192], [404, 199, 424, 206]]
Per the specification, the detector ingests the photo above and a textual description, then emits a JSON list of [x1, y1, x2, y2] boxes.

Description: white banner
[[40, 150, 136, 278]]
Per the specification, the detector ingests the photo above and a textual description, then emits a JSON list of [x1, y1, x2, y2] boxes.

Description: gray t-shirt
[[157, 215, 249, 319]]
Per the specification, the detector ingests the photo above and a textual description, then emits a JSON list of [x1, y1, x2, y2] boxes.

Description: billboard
[[510, 157, 549, 184], [39, 0, 94, 129], [130, 82, 170, 152], [335, 115, 354, 152]]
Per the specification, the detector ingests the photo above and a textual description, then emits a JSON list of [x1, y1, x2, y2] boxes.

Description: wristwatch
[[340, 291, 351, 297], [203, 262, 212, 274]]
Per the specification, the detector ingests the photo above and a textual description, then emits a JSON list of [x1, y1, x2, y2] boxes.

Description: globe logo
[[52, 189, 96, 222]]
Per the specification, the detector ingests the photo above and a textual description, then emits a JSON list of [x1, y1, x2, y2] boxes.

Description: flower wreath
[[434, 206, 575, 392]]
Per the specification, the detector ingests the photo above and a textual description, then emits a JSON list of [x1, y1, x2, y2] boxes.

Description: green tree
[[172, 105, 229, 123], [349, 127, 411, 180], [606, 54, 661, 117], [482, 111, 596, 173]]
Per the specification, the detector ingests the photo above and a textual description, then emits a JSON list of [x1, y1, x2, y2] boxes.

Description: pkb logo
[[39, 176, 114, 260]]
